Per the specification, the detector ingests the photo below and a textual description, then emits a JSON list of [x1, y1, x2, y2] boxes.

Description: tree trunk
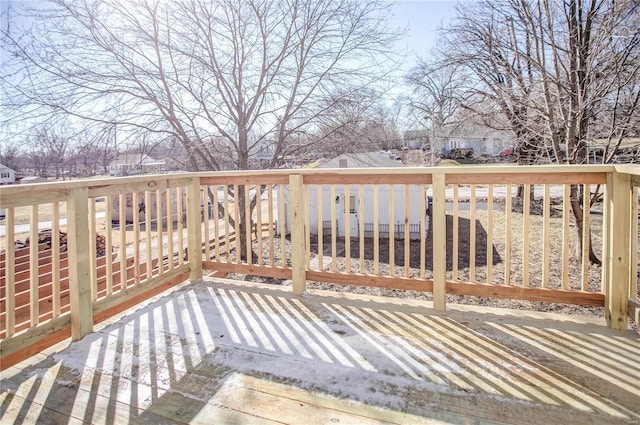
[[235, 185, 259, 264], [570, 185, 601, 266]]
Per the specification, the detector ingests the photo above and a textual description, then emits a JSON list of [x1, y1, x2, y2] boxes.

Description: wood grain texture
[[289, 174, 306, 295], [605, 172, 631, 330], [66, 186, 93, 341], [187, 178, 203, 281], [432, 173, 446, 311]]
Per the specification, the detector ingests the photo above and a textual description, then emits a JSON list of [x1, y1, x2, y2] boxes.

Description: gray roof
[[0, 164, 15, 173]]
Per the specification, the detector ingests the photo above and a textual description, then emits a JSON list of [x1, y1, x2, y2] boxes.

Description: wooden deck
[[1, 279, 639, 425]]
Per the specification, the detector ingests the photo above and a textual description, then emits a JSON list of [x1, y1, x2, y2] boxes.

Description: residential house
[[0, 164, 16, 218], [0, 164, 16, 185], [588, 138, 640, 164], [283, 152, 430, 239], [109, 154, 166, 176], [440, 136, 511, 158]]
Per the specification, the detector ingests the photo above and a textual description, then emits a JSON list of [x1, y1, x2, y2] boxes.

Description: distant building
[[283, 152, 430, 239], [250, 141, 276, 169], [109, 154, 166, 176], [440, 136, 511, 158], [403, 130, 429, 150], [588, 138, 640, 164], [0, 164, 16, 185]]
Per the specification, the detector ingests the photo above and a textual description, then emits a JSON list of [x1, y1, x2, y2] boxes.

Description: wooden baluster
[[344, 185, 351, 273], [330, 185, 337, 272], [404, 184, 410, 278], [522, 184, 531, 287], [105, 195, 113, 295], [504, 185, 512, 286], [542, 185, 550, 288], [373, 185, 380, 276], [52, 202, 61, 315], [453, 185, 459, 280], [389, 184, 394, 277], [469, 184, 476, 282], [420, 185, 426, 280], [561, 184, 569, 290], [6, 207, 15, 336]]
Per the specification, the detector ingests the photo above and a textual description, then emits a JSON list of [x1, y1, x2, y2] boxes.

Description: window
[[349, 195, 356, 213]]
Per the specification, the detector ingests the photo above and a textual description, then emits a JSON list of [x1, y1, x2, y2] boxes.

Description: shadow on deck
[[2, 279, 639, 424], [308, 215, 502, 271]]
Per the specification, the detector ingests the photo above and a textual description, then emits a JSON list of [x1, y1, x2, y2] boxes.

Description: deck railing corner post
[[67, 186, 93, 340], [187, 177, 204, 283], [289, 173, 306, 295], [604, 170, 631, 330], [432, 172, 447, 311]]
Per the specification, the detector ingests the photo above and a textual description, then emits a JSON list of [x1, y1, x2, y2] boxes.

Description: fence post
[[187, 177, 203, 282], [604, 170, 630, 330], [67, 186, 93, 340], [289, 173, 306, 295], [431, 172, 447, 311]]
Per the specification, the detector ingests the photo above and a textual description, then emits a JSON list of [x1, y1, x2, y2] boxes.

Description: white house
[[109, 154, 166, 176], [0, 164, 16, 218], [0, 164, 16, 185], [283, 152, 430, 239]]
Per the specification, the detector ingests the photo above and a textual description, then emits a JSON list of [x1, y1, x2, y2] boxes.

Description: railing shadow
[[307, 216, 502, 271], [1, 280, 637, 424]]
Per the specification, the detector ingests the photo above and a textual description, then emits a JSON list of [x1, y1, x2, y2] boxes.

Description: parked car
[[499, 148, 514, 157]]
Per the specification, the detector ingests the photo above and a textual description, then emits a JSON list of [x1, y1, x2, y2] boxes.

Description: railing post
[[187, 177, 203, 282], [432, 172, 446, 311], [604, 170, 630, 330], [289, 173, 306, 295], [67, 186, 93, 340]]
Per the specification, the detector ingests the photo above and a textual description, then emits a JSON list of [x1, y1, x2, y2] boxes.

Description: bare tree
[[1, 0, 400, 260], [406, 60, 470, 162], [0, 142, 23, 172], [413, 0, 640, 264], [34, 128, 71, 179], [66, 124, 123, 176], [312, 88, 401, 156]]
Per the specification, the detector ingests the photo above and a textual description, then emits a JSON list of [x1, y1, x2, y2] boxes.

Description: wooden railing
[[1, 165, 638, 369], [0, 175, 196, 367], [197, 166, 638, 327]]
